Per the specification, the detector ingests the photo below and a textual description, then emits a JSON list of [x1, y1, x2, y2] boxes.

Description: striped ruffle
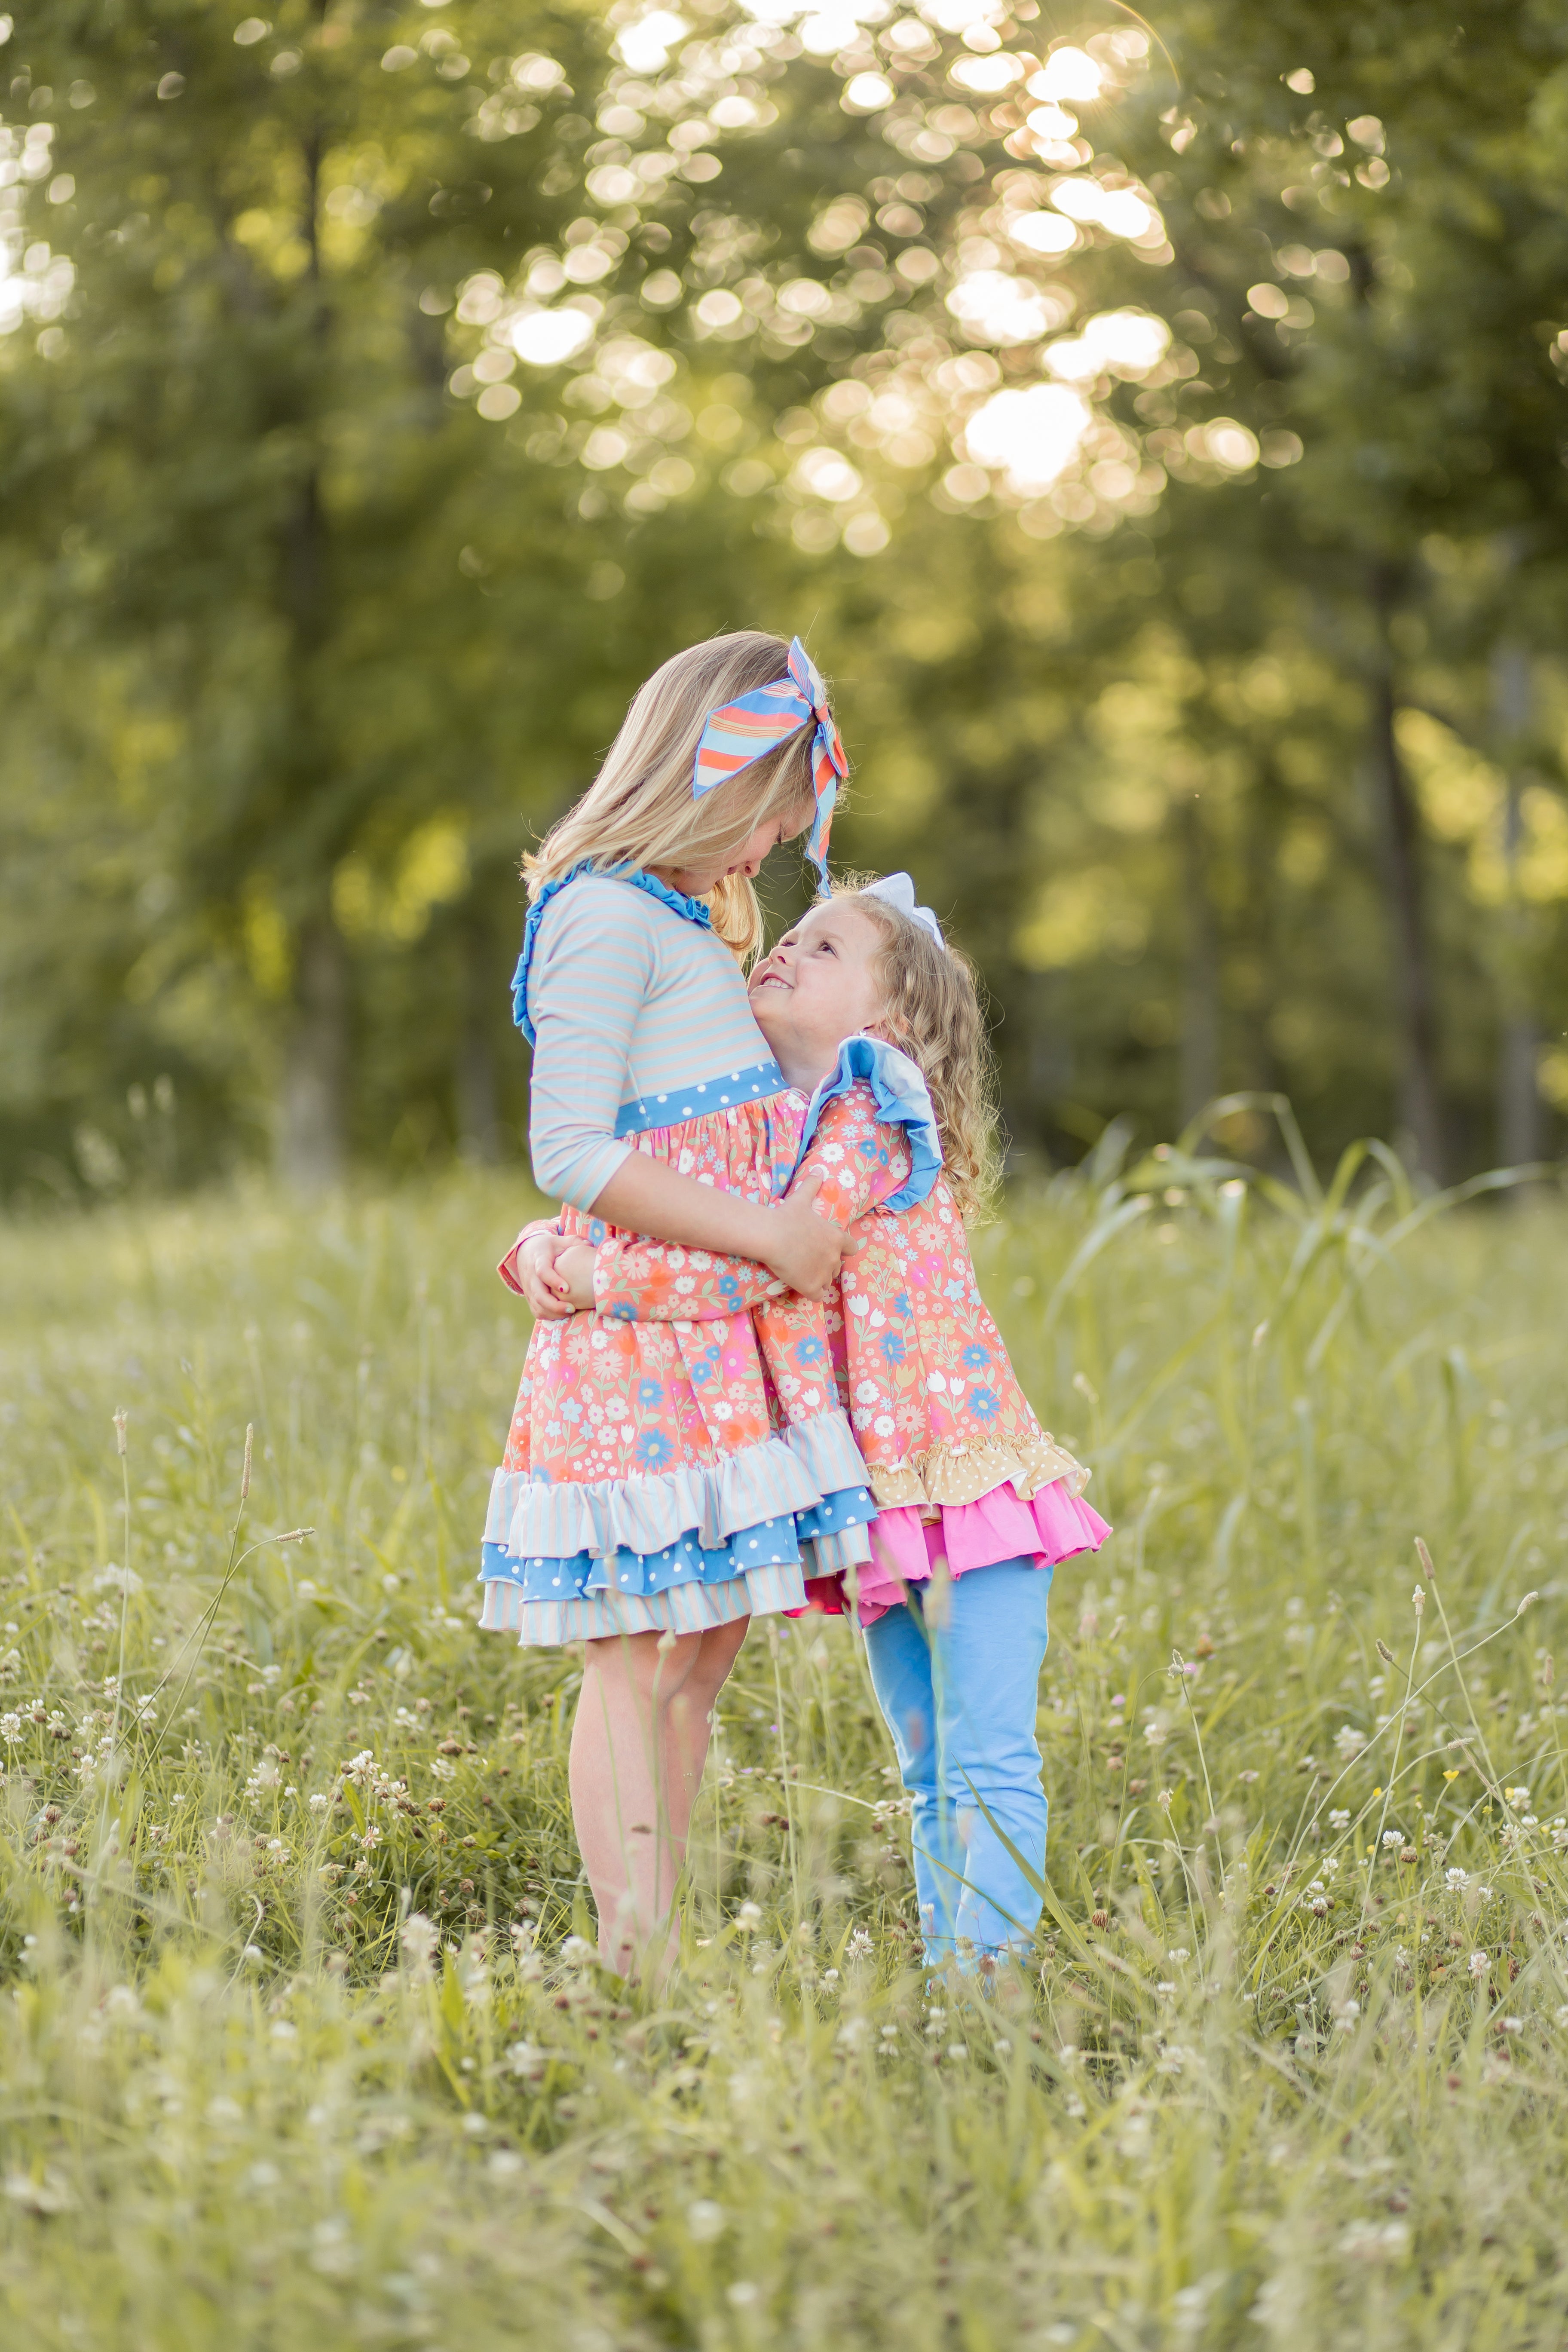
[[478, 1413, 875, 1647], [481, 1559, 806, 1645], [482, 1413, 870, 1565]]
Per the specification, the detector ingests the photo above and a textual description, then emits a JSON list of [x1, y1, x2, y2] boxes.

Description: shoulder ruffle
[[865, 1431, 1092, 1511], [509, 862, 714, 1047], [795, 1034, 941, 1213]]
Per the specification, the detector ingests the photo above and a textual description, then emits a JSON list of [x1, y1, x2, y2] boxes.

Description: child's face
[[660, 797, 817, 895], [749, 901, 885, 1076]]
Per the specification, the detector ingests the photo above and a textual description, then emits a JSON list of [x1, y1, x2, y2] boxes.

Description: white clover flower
[[1328, 1808, 1351, 1828], [1381, 1831, 1403, 1849], [1468, 1951, 1490, 1979], [1446, 1868, 1468, 1890], [845, 1927, 874, 1961]]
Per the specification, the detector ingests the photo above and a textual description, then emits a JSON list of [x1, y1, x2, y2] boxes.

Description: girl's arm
[[525, 880, 847, 1300], [593, 1085, 913, 1321]]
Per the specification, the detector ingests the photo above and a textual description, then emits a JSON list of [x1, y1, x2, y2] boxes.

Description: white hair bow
[[865, 871, 945, 951]]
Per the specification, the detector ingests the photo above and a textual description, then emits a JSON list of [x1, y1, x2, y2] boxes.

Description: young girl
[[519, 875, 1110, 1967], [485, 631, 881, 1978]]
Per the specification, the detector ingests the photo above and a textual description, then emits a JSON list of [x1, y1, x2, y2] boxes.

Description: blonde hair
[[524, 631, 831, 963], [832, 877, 1001, 1224]]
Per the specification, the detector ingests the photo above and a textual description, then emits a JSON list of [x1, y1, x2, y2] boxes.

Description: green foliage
[[3, 1168, 1568, 2345], [3, 0, 1568, 1194]]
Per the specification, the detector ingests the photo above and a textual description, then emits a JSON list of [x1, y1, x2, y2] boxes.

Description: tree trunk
[[1490, 638, 1542, 1170], [1180, 793, 1220, 1129], [1367, 568, 1446, 1180], [278, 910, 348, 1190]]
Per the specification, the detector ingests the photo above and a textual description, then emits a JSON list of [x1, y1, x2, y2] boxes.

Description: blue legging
[[861, 1559, 1052, 1963]]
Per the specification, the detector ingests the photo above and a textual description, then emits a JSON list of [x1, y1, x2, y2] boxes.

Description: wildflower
[[1504, 1787, 1531, 1811], [845, 1927, 874, 1961], [1339, 2220, 1409, 2263], [400, 1913, 438, 1978], [1156, 1790, 1173, 1811], [560, 1934, 595, 1965], [1143, 1723, 1167, 1748], [1166, 1948, 1190, 1963], [1446, 1868, 1468, 1890], [1468, 1952, 1489, 1979], [735, 1902, 763, 1930], [687, 2200, 726, 2243], [1412, 1586, 1425, 1617], [1334, 1726, 1367, 1758], [358, 1825, 383, 1851], [1499, 2016, 1523, 2035], [1328, 1809, 1350, 1828], [1330, 1997, 1360, 2028], [308, 1794, 328, 1811], [1381, 1831, 1403, 1850]]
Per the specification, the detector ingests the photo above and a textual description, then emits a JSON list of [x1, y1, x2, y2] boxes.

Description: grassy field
[[1, 1141, 1566, 2351]]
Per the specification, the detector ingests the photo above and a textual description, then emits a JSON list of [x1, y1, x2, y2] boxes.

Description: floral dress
[[593, 1035, 1110, 1623], [481, 868, 876, 1647]]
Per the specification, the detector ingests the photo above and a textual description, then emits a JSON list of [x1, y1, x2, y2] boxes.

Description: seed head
[[1544, 1655, 1556, 1691], [1415, 1538, 1435, 1583], [1517, 1592, 1538, 1617], [112, 1410, 129, 1458], [241, 1425, 253, 1502], [1412, 1586, 1425, 1617], [1376, 1639, 1394, 1666]]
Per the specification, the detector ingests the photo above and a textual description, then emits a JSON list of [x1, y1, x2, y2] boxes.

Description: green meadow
[[2, 1148, 1565, 2351]]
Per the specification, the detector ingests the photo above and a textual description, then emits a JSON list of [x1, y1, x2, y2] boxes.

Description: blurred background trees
[[2, 0, 1565, 1201]]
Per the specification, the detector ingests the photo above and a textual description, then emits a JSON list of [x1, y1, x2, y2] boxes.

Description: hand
[[758, 1168, 846, 1302], [556, 1244, 597, 1312], [512, 1228, 578, 1319]]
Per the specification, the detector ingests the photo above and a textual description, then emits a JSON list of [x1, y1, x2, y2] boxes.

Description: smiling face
[[748, 899, 887, 1090]]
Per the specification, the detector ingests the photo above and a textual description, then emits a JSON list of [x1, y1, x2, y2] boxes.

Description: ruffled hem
[[485, 1413, 870, 1561], [481, 1559, 805, 1645], [478, 1472, 872, 1603], [865, 1432, 1091, 1511], [855, 1476, 1111, 1625]]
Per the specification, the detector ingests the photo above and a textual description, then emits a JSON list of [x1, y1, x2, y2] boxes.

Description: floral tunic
[[480, 869, 876, 1648], [593, 1035, 1110, 1622]]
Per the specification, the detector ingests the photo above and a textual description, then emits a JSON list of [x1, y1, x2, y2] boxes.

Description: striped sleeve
[[526, 880, 654, 1210]]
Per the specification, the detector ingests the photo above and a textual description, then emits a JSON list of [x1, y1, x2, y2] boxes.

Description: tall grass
[[1, 1148, 1565, 2350]]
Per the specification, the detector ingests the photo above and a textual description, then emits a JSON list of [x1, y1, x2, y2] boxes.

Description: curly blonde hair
[[831, 877, 1001, 1224], [524, 631, 834, 963]]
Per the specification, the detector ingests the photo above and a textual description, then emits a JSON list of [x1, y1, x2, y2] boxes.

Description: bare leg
[[662, 1618, 750, 1853], [569, 1617, 749, 1978]]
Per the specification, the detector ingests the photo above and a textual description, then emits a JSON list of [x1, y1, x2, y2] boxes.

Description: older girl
[[485, 632, 877, 1977]]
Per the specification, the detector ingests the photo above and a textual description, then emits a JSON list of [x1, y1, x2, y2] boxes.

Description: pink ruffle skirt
[[801, 1476, 1110, 1625]]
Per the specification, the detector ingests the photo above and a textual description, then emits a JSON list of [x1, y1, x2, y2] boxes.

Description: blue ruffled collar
[[510, 861, 713, 1045], [792, 1033, 943, 1216]]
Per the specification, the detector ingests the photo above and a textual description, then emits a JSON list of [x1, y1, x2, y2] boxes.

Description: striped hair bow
[[691, 636, 847, 884]]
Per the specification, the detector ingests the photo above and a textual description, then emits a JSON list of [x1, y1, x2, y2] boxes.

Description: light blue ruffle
[[510, 861, 714, 1047], [479, 1481, 873, 1603], [792, 1034, 943, 1213]]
